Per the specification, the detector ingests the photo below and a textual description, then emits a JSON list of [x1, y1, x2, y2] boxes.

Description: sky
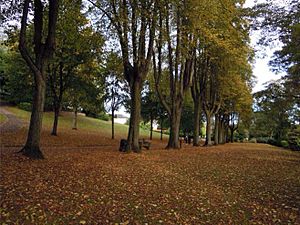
[[244, 0, 285, 93]]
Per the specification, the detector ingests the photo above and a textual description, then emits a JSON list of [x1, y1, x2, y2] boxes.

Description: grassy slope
[[0, 113, 7, 123], [4, 106, 165, 139]]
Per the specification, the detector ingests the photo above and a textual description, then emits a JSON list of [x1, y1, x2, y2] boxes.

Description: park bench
[[119, 139, 151, 152], [139, 138, 151, 150]]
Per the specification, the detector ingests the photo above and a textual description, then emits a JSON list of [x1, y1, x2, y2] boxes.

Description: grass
[[4, 106, 167, 139], [0, 113, 7, 123]]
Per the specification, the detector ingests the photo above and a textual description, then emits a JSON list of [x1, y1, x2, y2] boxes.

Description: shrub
[[267, 138, 277, 146], [18, 102, 32, 111], [287, 130, 300, 151], [249, 138, 257, 143], [280, 140, 289, 148], [140, 122, 150, 130], [256, 137, 268, 143], [97, 112, 110, 121]]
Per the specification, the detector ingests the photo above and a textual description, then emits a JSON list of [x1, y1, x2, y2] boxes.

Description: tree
[[89, 0, 157, 152], [18, 0, 59, 159], [153, 0, 195, 149], [186, 0, 253, 146], [101, 52, 126, 139], [253, 80, 293, 144], [64, 62, 105, 130], [252, 0, 299, 121], [141, 81, 162, 140], [48, 0, 103, 135], [0, 44, 33, 104]]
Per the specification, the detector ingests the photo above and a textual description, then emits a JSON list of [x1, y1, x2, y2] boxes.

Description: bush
[[280, 140, 289, 148], [97, 112, 110, 121], [256, 137, 268, 143], [267, 138, 277, 146], [249, 138, 257, 143], [287, 130, 300, 151], [18, 102, 32, 111], [140, 122, 150, 130]]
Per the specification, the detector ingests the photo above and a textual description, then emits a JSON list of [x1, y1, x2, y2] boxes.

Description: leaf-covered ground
[[1, 110, 300, 224]]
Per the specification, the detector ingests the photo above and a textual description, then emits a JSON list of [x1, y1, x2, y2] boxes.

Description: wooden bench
[[139, 139, 151, 150]]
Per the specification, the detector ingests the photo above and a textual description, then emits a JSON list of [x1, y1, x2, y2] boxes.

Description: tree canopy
[[1, 0, 299, 158]]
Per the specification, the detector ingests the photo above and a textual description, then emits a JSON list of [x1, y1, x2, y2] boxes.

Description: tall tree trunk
[[22, 77, 46, 159], [193, 99, 201, 146], [50, 62, 64, 136], [72, 108, 77, 130], [230, 128, 234, 143], [150, 112, 153, 140], [51, 102, 60, 136], [205, 112, 212, 146], [225, 125, 229, 143], [127, 80, 142, 152], [218, 118, 224, 144], [167, 106, 182, 149], [18, 0, 59, 159], [111, 109, 115, 139], [160, 116, 163, 141], [214, 114, 219, 145]]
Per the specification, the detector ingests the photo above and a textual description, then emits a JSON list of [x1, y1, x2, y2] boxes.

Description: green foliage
[[97, 112, 110, 121], [102, 52, 127, 115], [287, 128, 300, 151], [48, 0, 105, 119], [280, 140, 289, 148], [0, 44, 33, 104], [18, 102, 32, 112], [140, 122, 151, 131], [180, 98, 195, 134], [253, 0, 299, 127], [256, 137, 269, 144], [267, 138, 278, 146], [251, 81, 293, 143]]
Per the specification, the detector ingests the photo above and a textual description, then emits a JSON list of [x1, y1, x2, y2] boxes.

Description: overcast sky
[[244, 0, 285, 93]]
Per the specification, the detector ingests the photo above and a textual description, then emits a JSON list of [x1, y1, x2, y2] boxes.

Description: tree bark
[[167, 105, 182, 149], [18, 0, 59, 159], [51, 102, 60, 135], [22, 76, 46, 159], [152, 6, 194, 150], [225, 125, 229, 143], [205, 112, 212, 146], [230, 128, 234, 143], [127, 80, 142, 152], [214, 114, 219, 145], [160, 116, 163, 141], [111, 109, 115, 139], [150, 112, 153, 140], [193, 99, 201, 146], [50, 62, 64, 136], [72, 108, 78, 130], [218, 117, 224, 144]]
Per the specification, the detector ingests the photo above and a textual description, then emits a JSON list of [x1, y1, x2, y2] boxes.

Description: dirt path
[[0, 107, 25, 133]]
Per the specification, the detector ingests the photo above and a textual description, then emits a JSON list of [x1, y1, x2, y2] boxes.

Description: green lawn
[[4, 106, 167, 139], [0, 113, 7, 123]]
